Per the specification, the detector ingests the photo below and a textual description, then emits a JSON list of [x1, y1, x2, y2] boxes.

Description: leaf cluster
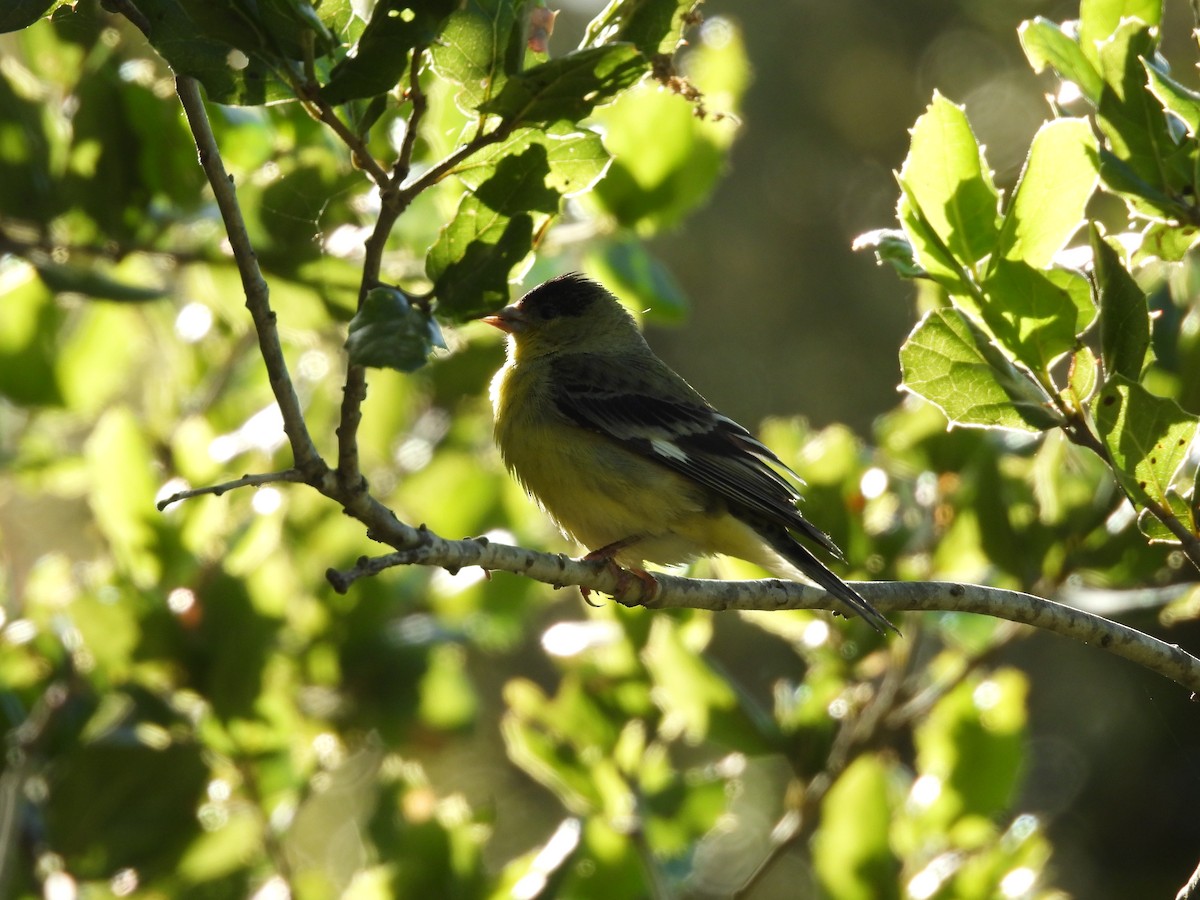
[[857, 0, 1200, 557]]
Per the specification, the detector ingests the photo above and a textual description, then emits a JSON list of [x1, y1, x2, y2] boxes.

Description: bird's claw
[[579, 543, 658, 606]]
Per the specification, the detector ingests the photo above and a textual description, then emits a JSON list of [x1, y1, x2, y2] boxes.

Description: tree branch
[[174, 76, 325, 477], [156, 469, 308, 511], [325, 530, 1200, 695], [334, 117, 515, 493]]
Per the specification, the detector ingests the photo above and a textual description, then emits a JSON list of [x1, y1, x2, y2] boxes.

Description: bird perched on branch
[[483, 273, 896, 634]]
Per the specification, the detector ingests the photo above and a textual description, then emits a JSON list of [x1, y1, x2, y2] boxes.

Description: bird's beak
[[482, 303, 527, 334]]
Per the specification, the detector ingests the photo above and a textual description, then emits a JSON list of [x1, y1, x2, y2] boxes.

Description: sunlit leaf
[[583, 0, 696, 56], [900, 308, 1062, 431], [979, 260, 1082, 374], [993, 118, 1097, 270], [322, 0, 456, 103], [428, 2, 518, 114], [1066, 344, 1100, 409], [1094, 374, 1198, 512], [84, 407, 162, 586], [1018, 17, 1104, 103], [0, 265, 63, 406], [451, 126, 611, 198], [1096, 19, 1182, 207], [1137, 491, 1197, 542], [479, 44, 646, 124], [1091, 226, 1149, 381], [898, 92, 1001, 271], [1079, 0, 1162, 67], [813, 756, 896, 895], [1144, 59, 1200, 136], [427, 196, 534, 320]]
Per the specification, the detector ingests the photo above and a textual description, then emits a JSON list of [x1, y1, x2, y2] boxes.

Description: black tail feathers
[[766, 527, 899, 635]]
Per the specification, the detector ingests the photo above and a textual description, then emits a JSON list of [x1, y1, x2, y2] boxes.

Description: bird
[[483, 272, 896, 634]]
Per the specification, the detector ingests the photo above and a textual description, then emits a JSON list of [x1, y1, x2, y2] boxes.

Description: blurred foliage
[[0, 1, 1198, 900]]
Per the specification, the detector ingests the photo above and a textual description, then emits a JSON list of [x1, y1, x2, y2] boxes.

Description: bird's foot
[[579, 539, 657, 606]]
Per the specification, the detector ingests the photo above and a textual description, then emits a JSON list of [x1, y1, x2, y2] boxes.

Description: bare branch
[[326, 529, 1200, 695], [156, 469, 308, 511], [174, 76, 325, 476]]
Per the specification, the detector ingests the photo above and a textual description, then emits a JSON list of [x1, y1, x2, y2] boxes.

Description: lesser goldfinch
[[484, 273, 895, 634]]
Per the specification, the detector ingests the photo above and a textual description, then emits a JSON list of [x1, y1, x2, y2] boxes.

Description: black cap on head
[[518, 272, 606, 321]]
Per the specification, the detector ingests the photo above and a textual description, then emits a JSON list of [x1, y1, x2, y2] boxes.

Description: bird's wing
[[547, 353, 844, 558]]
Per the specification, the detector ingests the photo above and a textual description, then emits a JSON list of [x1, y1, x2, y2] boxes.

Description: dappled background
[[3, 0, 1200, 897]]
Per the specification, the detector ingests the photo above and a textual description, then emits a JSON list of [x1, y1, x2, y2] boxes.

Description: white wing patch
[[650, 438, 690, 463]]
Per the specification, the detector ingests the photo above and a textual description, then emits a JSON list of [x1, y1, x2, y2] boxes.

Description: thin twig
[[156, 469, 308, 511], [324, 528, 1200, 694], [393, 48, 428, 184], [293, 81, 391, 187], [174, 76, 324, 476]]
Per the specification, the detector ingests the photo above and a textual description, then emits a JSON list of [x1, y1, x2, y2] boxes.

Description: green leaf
[[583, 0, 695, 56], [896, 176, 973, 295], [587, 26, 746, 233], [1079, 0, 1162, 66], [428, 2, 518, 114], [427, 194, 534, 320], [813, 756, 896, 897], [346, 286, 444, 372], [85, 407, 162, 586], [1096, 19, 1181, 201], [852, 229, 927, 279], [1091, 226, 1149, 380], [1138, 220, 1200, 262], [1144, 59, 1200, 136], [980, 260, 1082, 374], [129, 0, 296, 105], [0, 265, 63, 406], [322, 0, 455, 104], [1094, 374, 1199, 510], [1137, 491, 1197, 542], [479, 44, 646, 124], [35, 262, 165, 302], [432, 128, 596, 319], [897, 93, 1001, 271], [914, 670, 1027, 824], [1067, 344, 1100, 409], [451, 126, 611, 198], [993, 118, 1098, 269], [0, 0, 56, 33], [47, 734, 209, 877], [1018, 17, 1104, 104], [1097, 147, 1179, 217], [468, 141, 562, 215], [900, 308, 1062, 432]]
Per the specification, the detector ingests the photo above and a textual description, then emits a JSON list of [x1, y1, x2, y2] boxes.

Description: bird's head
[[483, 273, 643, 359]]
